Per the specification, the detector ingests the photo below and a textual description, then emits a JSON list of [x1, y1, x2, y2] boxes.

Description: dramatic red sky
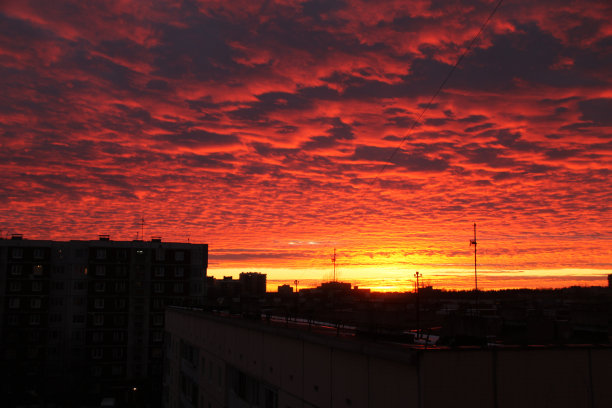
[[1, 0, 610, 291]]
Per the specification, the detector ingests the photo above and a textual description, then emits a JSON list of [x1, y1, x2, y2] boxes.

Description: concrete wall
[[165, 309, 612, 408]]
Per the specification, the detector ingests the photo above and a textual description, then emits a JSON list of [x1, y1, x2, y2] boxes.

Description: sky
[[1, 0, 610, 291]]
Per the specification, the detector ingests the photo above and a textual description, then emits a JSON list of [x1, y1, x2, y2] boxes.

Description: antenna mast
[[469, 223, 477, 292], [141, 216, 145, 241], [331, 248, 336, 282]]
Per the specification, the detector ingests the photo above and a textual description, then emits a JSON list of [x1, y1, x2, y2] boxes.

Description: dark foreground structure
[[0, 235, 208, 407], [165, 307, 612, 408]]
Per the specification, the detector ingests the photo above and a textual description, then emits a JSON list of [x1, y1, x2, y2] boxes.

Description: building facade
[[165, 307, 612, 408], [0, 235, 208, 407]]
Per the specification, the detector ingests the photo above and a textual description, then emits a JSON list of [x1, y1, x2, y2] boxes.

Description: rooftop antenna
[[141, 215, 145, 241], [469, 222, 478, 293], [331, 248, 337, 282], [415, 271, 421, 339], [294, 279, 299, 293]]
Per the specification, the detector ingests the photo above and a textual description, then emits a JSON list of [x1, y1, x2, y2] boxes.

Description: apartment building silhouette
[[0, 234, 208, 407]]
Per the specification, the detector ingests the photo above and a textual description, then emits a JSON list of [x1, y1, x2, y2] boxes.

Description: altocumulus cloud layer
[[1, 0, 610, 287]]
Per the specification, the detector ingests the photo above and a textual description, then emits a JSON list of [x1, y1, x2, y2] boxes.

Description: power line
[[371, 0, 506, 184]]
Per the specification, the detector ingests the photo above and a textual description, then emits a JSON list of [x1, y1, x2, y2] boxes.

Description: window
[[29, 314, 41, 325], [112, 365, 122, 376], [156, 248, 165, 261], [112, 348, 124, 359], [153, 315, 164, 326], [175, 251, 184, 261], [32, 281, 43, 292], [73, 281, 85, 290], [8, 298, 20, 309], [115, 299, 126, 309], [33, 248, 44, 259], [32, 264, 43, 276], [95, 265, 106, 276], [153, 298, 165, 309], [50, 297, 63, 306], [92, 366, 102, 377], [173, 283, 183, 293], [92, 348, 103, 359], [49, 313, 62, 323], [113, 331, 125, 342], [52, 282, 64, 290], [118, 249, 128, 260], [8, 315, 19, 325], [9, 282, 21, 292], [154, 266, 165, 277], [175, 266, 184, 278], [73, 297, 84, 306], [94, 282, 105, 292], [30, 298, 42, 309], [113, 315, 125, 325], [154, 283, 164, 293], [94, 315, 104, 326], [11, 248, 23, 259], [10, 264, 22, 275], [94, 299, 105, 309], [93, 332, 104, 343], [73, 314, 85, 323], [96, 248, 106, 260], [153, 331, 164, 342], [117, 265, 128, 277], [75, 248, 85, 258], [115, 281, 126, 292]]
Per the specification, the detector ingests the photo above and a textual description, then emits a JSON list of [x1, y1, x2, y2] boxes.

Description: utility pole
[[293, 280, 299, 293], [415, 271, 421, 339], [470, 223, 478, 292], [331, 248, 336, 282]]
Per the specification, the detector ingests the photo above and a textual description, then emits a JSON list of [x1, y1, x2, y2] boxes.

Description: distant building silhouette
[[0, 235, 207, 407], [239, 272, 267, 296]]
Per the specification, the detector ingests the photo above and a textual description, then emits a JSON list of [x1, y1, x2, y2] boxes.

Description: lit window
[[32, 264, 43, 276]]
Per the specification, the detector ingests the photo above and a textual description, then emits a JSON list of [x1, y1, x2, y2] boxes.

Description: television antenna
[[331, 248, 337, 282], [469, 223, 478, 292]]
